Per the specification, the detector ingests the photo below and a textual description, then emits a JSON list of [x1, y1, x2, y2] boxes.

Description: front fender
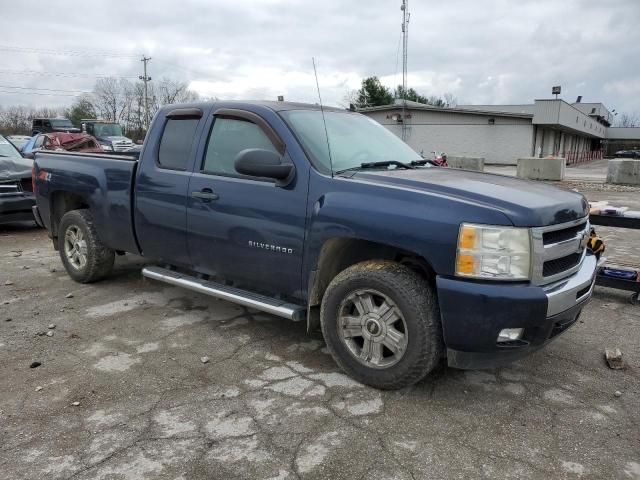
[[301, 172, 513, 300]]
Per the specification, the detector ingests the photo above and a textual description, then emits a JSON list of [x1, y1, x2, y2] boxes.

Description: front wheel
[[58, 209, 115, 283], [320, 260, 442, 390]]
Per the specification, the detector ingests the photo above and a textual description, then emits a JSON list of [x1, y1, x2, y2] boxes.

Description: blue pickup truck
[[32, 101, 597, 389]]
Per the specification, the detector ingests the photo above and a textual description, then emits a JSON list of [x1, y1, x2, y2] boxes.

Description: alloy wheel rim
[[64, 225, 87, 270], [337, 289, 408, 369]]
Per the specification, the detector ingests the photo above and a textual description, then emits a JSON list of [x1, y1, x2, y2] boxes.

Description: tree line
[[347, 76, 458, 109], [0, 77, 200, 141], [2, 74, 637, 138]]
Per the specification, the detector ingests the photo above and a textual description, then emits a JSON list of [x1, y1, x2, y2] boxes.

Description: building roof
[[607, 127, 640, 140], [358, 99, 534, 118]]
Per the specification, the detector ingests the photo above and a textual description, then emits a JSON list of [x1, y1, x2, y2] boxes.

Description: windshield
[[93, 123, 123, 137], [0, 135, 22, 158], [7, 136, 30, 150], [281, 110, 421, 174], [50, 119, 74, 128]]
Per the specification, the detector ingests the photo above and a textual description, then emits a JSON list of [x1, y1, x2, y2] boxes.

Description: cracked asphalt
[[1, 201, 639, 479]]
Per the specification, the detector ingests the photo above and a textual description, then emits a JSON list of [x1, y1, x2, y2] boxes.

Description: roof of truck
[[162, 100, 350, 114]]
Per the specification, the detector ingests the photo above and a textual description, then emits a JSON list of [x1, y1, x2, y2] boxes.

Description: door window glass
[[202, 117, 277, 176], [157, 118, 199, 170]]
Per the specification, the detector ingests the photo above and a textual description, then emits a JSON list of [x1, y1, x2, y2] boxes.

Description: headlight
[[455, 223, 531, 280], [101, 144, 113, 151]]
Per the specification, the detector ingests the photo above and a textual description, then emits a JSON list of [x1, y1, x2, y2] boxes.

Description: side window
[[44, 121, 51, 128], [202, 117, 278, 176], [34, 120, 42, 127], [157, 118, 199, 170], [34, 136, 45, 148]]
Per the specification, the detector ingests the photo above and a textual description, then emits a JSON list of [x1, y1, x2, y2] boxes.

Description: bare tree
[[340, 88, 360, 109], [443, 93, 458, 108], [615, 112, 640, 128], [92, 78, 121, 121], [0, 77, 200, 138], [156, 78, 199, 105], [0, 106, 30, 134]]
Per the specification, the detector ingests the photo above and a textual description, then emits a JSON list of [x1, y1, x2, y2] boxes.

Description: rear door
[[134, 108, 204, 267], [186, 108, 308, 299]]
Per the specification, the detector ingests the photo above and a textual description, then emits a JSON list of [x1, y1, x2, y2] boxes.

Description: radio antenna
[[312, 57, 334, 176]]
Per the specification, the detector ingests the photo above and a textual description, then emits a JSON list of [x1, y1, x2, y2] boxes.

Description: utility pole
[[139, 56, 152, 131], [400, 0, 410, 141]]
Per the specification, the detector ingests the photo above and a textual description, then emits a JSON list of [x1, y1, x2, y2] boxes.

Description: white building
[[359, 99, 640, 165]]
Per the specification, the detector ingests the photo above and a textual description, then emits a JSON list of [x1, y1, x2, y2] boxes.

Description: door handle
[[191, 189, 219, 202]]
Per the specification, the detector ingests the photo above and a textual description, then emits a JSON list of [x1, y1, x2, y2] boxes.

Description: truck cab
[[32, 118, 80, 136], [81, 119, 134, 152]]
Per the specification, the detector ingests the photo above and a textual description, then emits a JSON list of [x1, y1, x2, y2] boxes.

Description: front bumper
[[437, 254, 597, 369]]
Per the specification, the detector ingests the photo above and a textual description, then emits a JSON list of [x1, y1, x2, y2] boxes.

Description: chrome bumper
[[545, 254, 597, 317]]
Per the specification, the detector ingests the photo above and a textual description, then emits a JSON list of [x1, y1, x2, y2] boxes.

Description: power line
[[0, 84, 92, 94], [0, 69, 138, 79], [0, 89, 83, 98], [0, 44, 139, 58]]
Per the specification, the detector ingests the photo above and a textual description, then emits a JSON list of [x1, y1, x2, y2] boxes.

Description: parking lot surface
[[1, 204, 639, 479]]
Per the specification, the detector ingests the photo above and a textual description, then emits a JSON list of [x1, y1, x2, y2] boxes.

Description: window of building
[[202, 117, 278, 177], [157, 118, 199, 170]]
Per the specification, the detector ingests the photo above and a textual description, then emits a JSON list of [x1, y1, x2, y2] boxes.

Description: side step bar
[[142, 266, 305, 321]]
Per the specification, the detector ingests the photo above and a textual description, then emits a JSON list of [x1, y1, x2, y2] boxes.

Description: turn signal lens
[[456, 254, 476, 275], [459, 225, 477, 249]]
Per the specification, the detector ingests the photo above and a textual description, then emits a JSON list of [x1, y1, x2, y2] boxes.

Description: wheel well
[[308, 238, 436, 309], [50, 191, 89, 248]]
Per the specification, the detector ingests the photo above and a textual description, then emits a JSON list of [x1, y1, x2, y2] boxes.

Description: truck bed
[[33, 151, 140, 254]]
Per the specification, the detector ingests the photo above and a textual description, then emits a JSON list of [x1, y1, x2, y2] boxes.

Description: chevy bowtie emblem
[[579, 232, 589, 250]]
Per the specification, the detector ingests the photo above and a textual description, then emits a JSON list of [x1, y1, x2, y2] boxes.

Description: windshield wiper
[[335, 160, 414, 175], [410, 159, 439, 167]]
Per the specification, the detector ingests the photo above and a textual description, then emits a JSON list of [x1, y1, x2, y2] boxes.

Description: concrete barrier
[[606, 158, 640, 185], [516, 157, 565, 181], [447, 156, 484, 172]]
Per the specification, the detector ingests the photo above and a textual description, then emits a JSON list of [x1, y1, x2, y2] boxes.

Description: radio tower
[[401, 0, 410, 141]]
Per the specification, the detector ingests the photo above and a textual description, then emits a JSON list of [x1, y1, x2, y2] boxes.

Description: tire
[[57, 209, 115, 283], [320, 260, 442, 390]]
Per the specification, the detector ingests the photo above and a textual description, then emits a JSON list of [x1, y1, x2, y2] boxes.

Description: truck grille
[[532, 218, 589, 285], [113, 141, 133, 152], [543, 253, 582, 277], [0, 181, 22, 197], [543, 223, 586, 245]]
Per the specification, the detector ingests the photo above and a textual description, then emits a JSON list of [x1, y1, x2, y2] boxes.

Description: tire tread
[[58, 209, 115, 283], [320, 260, 442, 390]]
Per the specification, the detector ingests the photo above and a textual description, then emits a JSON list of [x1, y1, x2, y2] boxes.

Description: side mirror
[[234, 148, 294, 185]]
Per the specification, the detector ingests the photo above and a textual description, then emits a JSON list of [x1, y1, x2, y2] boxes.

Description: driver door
[[186, 109, 308, 299]]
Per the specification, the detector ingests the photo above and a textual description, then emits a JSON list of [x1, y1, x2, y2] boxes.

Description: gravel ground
[[1, 213, 639, 480]]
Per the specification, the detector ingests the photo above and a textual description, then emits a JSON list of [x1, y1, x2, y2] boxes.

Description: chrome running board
[[142, 266, 305, 321]]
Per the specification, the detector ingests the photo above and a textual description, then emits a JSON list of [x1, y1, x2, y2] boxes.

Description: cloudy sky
[[1, 0, 639, 113]]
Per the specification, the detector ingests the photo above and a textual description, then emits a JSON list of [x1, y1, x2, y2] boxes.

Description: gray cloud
[[1, 0, 639, 113]]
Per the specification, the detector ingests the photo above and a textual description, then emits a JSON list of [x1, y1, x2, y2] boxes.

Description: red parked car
[[22, 132, 103, 159]]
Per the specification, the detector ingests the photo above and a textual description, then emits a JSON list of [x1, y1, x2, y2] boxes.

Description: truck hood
[[353, 168, 589, 227], [0, 156, 32, 180], [101, 136, 133, 143], [52, 127, 81, 133]]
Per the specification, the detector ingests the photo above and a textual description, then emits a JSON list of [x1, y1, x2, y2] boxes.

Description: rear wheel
[[58, 209, 115, 283], [320, 260, 442, 390]]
